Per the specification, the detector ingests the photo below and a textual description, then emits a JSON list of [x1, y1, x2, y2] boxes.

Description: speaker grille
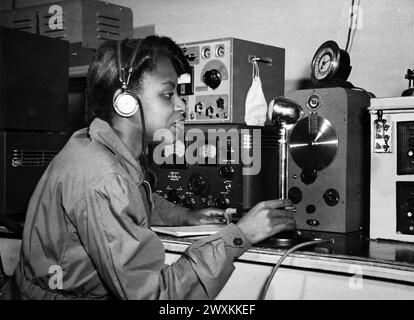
[[96, 14, 121, 40], [41, 13, 67, 39], [9, 15, 36, 33], [12, 150, 58, 167]]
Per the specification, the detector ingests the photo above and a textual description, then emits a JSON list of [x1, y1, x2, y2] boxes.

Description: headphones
[[113, 39, 149, 179], [113, 39, 142, 117]]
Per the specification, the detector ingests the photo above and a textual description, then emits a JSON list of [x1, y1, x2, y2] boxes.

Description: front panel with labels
[[148, 124, 279, 211], [178, 38, 285, 124], [286, 88, 371, 233], [369, 97, 414, 242]]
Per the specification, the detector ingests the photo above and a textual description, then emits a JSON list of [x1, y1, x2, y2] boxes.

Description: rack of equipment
[[369, 97, 414, 243], [0, 0, 133, 49], [0, 27, 69, 217]]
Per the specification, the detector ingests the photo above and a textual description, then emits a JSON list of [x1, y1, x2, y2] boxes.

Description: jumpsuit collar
[[88, 118, 145, 185]]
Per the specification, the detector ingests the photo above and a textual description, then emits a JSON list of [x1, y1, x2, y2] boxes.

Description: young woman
[[11, 36, 295, 299]]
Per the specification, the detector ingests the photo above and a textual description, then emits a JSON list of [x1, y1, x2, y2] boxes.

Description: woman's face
[[138, 57, 185, 144]]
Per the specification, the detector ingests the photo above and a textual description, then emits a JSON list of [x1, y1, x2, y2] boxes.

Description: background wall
[[107, 0, 414, 98]]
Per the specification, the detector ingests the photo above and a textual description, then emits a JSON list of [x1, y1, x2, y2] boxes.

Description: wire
[[259, 238, 334, 300], [345, 0, 356, 53], [348, 0, 361, 53]]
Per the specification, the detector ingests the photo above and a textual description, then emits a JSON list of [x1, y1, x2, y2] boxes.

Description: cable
[[348, 0, 361, 53], [259, 238, 334, 300], [345, 0, 356, 52], [138, 97, 148, 179]]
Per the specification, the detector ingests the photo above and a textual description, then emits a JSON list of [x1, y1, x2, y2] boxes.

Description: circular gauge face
[[314, 49, 334, 80], [311, 41, 340, 83], [307, 94, 322, 110], [163, 144, 175, 158], [175, 140, 185, 157], [199, 144, 217, 159]]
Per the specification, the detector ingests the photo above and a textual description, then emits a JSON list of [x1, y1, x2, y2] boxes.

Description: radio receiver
[[148, 124, 279, 211], [286, 88, 371, 233], [178, 38, 284, 124]]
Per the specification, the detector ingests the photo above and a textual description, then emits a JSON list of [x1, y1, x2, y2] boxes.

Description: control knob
[[203, 69, 221, 89], [323, 189, 340, 207], [188, 174, 208, 195], [301, 168, 318, 185], [288, 187, 302, 204], [218, 165, 235, 180], [167, 190, 181, 204], [182, 196, 196, 209], [215, 195, 230, 209]]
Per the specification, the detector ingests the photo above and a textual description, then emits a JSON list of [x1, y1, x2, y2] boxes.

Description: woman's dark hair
[[86, 35, 190, 124]]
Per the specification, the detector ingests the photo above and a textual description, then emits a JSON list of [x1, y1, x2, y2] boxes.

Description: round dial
[[313, 48, 335, 81], [167, 189, 181, 204], [188, 174, 208, 195], [310, 41, 351, 84], [218, 165, 235, 180], [215, 195, 230, 209], [199, 144, 217, 160], [182, 196, 196, 209], [203, 69, 222, 89]]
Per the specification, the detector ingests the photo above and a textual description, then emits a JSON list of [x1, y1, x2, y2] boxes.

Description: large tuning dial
[[203, 69, 222, 89], [188, 174, 208, 195]]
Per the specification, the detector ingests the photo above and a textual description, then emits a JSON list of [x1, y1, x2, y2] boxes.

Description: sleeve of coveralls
[[150, 192, 187, 226], [70, 173, 251, 300]]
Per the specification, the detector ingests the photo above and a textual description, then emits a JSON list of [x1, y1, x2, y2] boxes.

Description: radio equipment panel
[[397, 121, 414, 175], [0, 0, 133, 49], [0, 132, 69, 215], [370, 97, 414, 242], [286, 87, 371, 233], [178, 38, 285, 124], [0, 27, 68, 131], [148, 124, 279, 211]]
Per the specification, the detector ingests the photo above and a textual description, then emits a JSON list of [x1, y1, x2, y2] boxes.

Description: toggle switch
[[306, 219, 320, 227], [206, 106, 214, 118], [216, 97, 225, 109], [195, 102, 203, 114]]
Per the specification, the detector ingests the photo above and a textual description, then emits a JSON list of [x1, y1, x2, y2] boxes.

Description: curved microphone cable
[[259, 238, 334, 300]]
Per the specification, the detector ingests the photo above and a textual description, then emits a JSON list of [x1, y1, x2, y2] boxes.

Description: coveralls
[[13, 118, 251, 299]]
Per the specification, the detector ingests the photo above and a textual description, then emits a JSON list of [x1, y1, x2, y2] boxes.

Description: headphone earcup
[[113, 89, 139, 117]]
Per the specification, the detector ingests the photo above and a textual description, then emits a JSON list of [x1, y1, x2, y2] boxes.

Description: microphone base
[[257, 230, 316, 249]]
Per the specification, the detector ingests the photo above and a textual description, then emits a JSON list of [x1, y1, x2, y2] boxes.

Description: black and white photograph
[[0, 0, 413, 307]]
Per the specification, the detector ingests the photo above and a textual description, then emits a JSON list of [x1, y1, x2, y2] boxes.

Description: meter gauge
[[157, 140, 187, 168], [215, 44, 225, 57], [162, 144, 175, 158], [199, 143, 217, 165], [201, 46, 211, 59], [161, 140, 185, 158], [310, 41, 351, 84], [307, 94, 322, 110], [175, 140, 186, 157]]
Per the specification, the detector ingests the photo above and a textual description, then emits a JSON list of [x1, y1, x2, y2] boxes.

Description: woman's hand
[[184, 208, 226, 226], [236, 199, 296, 244]]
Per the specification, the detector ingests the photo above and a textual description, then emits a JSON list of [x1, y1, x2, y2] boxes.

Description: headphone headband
[[116, 39, 143, 90]]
